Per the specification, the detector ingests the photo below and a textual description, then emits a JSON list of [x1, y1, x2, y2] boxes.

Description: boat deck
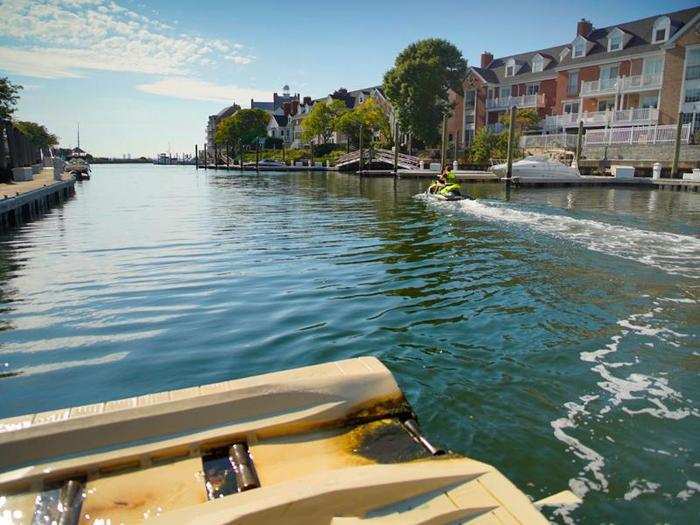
[[0, 358, 568, 524]]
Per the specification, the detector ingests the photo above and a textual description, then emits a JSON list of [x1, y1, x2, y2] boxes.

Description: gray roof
[[251, 101, 274, 111], [272, 114, 288, 127], [216, 103, 239, 119], [479, 6, 699, 84]]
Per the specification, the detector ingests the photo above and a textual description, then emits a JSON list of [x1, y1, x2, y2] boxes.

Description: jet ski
[[424, 189, 472, 201]]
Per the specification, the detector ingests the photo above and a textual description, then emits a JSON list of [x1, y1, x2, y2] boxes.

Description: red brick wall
[[554, 71, 569, 114], [475, 85, 487, 130], [446, 88, 463, 143], [659, 26, 700, 125], [630, 58, 643, 76], [540, 79, 557, 116]]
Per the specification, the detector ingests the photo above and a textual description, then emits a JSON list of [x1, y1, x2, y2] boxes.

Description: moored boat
[[490, 155, 580, 182], [66, 158, 91, 180], [0, 358, 578, 524]]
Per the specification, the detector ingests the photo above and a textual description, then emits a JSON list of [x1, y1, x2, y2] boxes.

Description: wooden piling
[[359, 123, 364, 173], [195, 145, 199, 169], [203, 144, 207, 169], [505, 106, 516, 181], [255, 142, 260, 171], [575, 120, 583, 168], [440, 114, 447, 169], [393, 120, 399, 178], [672, 112, 683, 178]]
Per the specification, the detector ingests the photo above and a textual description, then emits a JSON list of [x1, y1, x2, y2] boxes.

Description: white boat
[[243, 159, 287, 169], [0, 357, 578, 524], [490, 156, 580, 181]]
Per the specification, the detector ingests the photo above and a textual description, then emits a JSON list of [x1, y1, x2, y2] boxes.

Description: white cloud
[[135, 77, 271, 104], [0, 0, 254, 78]]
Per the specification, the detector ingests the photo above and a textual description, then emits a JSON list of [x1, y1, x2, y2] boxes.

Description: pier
[[0, 169, 75, 231]]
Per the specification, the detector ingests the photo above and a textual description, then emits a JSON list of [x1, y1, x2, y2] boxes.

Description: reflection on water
[[0, 165, 697, 523]]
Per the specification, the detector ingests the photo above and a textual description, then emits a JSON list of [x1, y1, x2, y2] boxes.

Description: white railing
[[520, 133, 579, 150], [486, 122, 505, 133], [584, 124, 692, 146], [486, 94, 545, 110], [580, 78, 619, 96], [581, 74, 663, 96], [544, 108, 660, 130], [621, 73, 662, 91]]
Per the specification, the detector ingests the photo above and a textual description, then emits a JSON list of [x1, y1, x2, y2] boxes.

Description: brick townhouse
[[447, 6, 700, 147]]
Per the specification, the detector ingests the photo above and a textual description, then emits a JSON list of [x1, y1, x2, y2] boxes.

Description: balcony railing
[[520, 133, 579, 150], [486, 122, 505, 133], [580, 74, 662, 96], [486, 94, 545, 110], [543, 108, 659, 130], [584, 123, 692, 146]]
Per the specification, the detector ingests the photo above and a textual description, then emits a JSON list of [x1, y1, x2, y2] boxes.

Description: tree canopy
[[498, 107, 540, 132], [15, 121, 58, 149], [0, 77, 23, 120], [382, 39, 467, 146], [301, 99, 347, 144], [215, 108, 269, 147], [335, 98, 391, 147]]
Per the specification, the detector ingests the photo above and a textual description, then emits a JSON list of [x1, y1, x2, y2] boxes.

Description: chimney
[[480, 51, 493, 68], [577, 18, 592, 37]]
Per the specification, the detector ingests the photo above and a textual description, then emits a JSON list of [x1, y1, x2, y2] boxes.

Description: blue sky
[[1, 0, 696, 157]]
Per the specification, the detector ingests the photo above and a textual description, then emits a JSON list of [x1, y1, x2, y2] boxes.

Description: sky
[[0, 0, 696, 157]]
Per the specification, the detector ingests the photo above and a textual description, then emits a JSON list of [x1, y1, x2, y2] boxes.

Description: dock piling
[[195, 145, 199, 169], [672, 112, 683, 178], [505, 106, 516, 181], [393, 120, 399, 178], [575, 121, 583, 168], [440, 114, 447, 169], [359, 123, 364, 173], [203, 144, 207, 170]]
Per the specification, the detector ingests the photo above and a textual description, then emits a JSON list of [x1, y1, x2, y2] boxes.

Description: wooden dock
[[0, 169, 76, 231]]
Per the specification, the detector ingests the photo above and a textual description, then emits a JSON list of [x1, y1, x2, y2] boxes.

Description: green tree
[[498, 107, 540, 133], [15, 121, 58, 148], [469, 128, 500, 163], [335, 98, 391, 147], [0, 77, 22, 120], [383, 39, 467, 146], [216, 108, 269, 148], [301, 99, 347, 144]]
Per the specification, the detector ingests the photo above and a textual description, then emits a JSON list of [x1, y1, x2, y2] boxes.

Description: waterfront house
[[206, 102, 241, 150], [447, 6, 700, 147]]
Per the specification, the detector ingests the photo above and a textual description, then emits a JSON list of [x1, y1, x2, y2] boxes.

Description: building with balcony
[[447, 6, 700, 147]]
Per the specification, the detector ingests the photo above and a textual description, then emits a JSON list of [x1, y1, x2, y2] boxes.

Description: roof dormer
[[505, 58, 520, 77], [571, 35, 591, 59], [607, 27, 630, 52], [652, 16, 671, 44], [531, 53, 550, 73]]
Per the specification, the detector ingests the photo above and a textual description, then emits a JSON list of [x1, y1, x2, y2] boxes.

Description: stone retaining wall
[[582, 144, 700, 162]]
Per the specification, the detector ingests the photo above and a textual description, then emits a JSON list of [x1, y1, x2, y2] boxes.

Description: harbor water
[[0, 165, 698, 523]]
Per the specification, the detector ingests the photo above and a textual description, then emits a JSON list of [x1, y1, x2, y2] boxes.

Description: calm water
[[1, 165, 698, 523]]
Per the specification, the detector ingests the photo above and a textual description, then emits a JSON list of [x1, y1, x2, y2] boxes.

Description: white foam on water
[[15, 351, 128, 377], [549, 299, 698, 518], [418, 195, 700, 277]]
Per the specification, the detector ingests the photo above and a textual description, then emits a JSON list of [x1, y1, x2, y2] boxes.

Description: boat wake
[[418, 195, 700, 277]]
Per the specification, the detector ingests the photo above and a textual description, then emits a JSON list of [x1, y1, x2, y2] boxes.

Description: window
[[464, 90, 476, 110], [597, 99, 615, 111], [685, 88, 700, 103], [685, 49, 700, 81], [500, 86, 511, 99], [563, 101, 580, 115], [643, 57, 663, 77], [608, 33, 622, 52], [640, 94, 658, 109], [652, 16, 670, 43], [532, 56, 544, 73], [526, 83, 539, 95], [572, 38, 586, 58], [506, 65, 514, 77], [567, 71, 579, 96], [600, 64, 619, 90]]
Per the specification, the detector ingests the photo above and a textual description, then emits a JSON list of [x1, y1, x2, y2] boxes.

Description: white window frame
[[679, 45, 700, 112], [652, 16, 670, 44], [608, 31, 623, 52], [572, 36, 587, 58], [532, 55, 544, 73], [567, 70, 579, 96], [562, 100, 580, 115], [526, 83, 539, 96], [500, 86, 511, 99]]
